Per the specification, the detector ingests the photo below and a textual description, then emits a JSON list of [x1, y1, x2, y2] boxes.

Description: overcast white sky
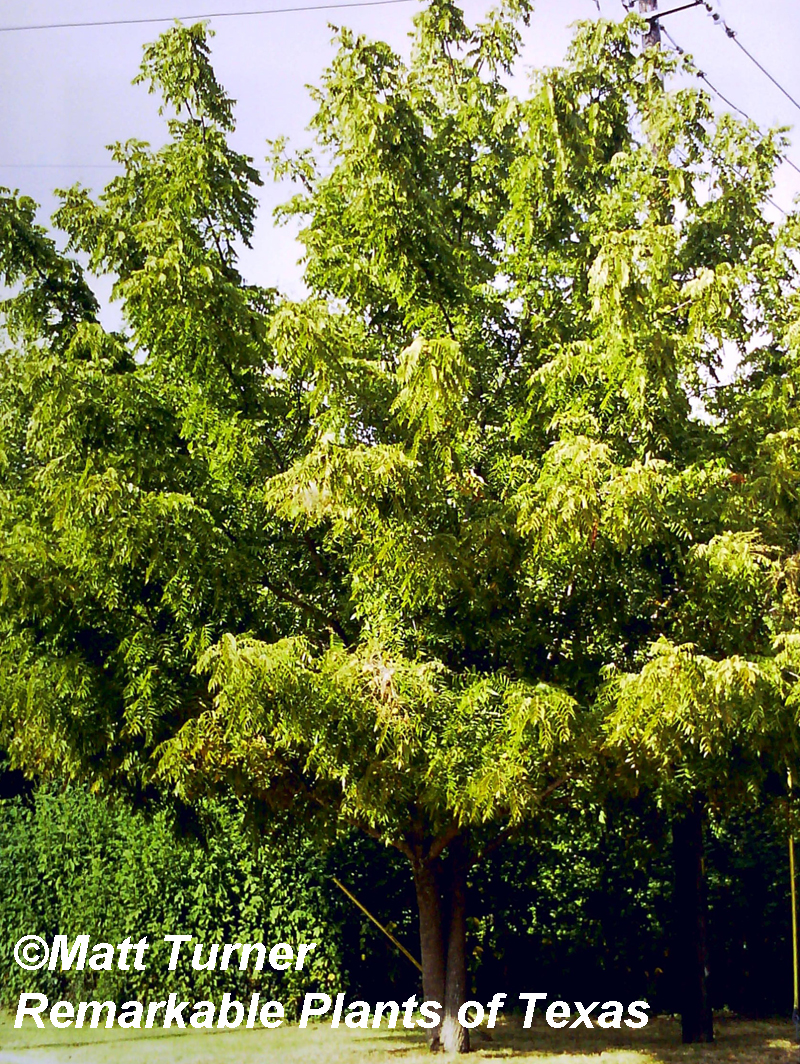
[[2, 0, 799, 307]]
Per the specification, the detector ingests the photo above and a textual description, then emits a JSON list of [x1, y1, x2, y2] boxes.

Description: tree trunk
[[672, 798, 713, 1044], [441, 838, 470, 1054], [414, 860, 446, 1051], [412, 838, 471, 1053]]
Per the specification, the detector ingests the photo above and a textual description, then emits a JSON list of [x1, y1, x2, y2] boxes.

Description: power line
[[624, 0, 800, 127], [0, 0, 415, 34], [729, 37, 800, 117], [614, 3, 793, 217], [660, 24, 800, 181], [5, 0, 798, 198], [699, 2, 800, 118], [660, 28, 792, 217], [661, 25, 744, 112]]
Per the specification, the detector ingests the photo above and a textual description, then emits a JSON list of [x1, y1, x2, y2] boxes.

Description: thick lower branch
[[261, 577, 347, 642]]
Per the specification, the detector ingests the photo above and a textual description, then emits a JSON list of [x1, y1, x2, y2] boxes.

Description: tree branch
[[261, 577, 348, 643], [426, 821, 462, 862], [469, 777, 569, 867]]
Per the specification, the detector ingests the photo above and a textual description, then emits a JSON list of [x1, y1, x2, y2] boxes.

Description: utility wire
[[660, 28, 791, 217], [699, 1, 800, 117], [661, 25, 800, 179], [661, 24, 800, 184], [7, 0, 799, 194], [623, 0, 800, 127], [0, 0, 415, 34], [614, 3, 792, 217], [730, 37, 800, 116]]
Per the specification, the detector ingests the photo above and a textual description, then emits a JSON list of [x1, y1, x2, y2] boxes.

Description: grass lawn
[[0, 1014, 796, 1064]]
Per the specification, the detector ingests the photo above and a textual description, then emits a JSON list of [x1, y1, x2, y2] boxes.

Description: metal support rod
[[648, 1, 702, 20], [332, 876, 423, 973]]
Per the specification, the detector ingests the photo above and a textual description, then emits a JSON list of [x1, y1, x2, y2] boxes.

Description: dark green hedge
[[0, 786, 794, 1017], [0, 788, 344, 1011], [469, 801, 794, 1018]]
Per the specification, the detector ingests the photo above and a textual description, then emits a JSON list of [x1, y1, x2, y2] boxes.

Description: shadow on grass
[[0, 1014, 796, 1063], [358, 1015, 797, 1063]]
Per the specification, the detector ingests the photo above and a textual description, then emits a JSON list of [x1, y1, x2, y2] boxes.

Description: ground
[[0, 1015, 796, 1064]]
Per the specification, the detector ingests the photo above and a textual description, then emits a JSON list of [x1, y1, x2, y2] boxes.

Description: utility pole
[[639, 0, 662, 49]]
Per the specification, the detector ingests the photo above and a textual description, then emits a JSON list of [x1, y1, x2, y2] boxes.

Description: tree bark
[[414, 860, 446, 1051], [441, 838, 470, 1054], [412, 837, 471, 1053], [672, 797, 714, 1044]]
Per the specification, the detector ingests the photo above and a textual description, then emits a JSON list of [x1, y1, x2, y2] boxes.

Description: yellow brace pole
[[332, 876, 423, 973]]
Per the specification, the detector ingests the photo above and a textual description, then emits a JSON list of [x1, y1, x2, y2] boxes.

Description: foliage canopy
[[2, 2, 800, 1049]]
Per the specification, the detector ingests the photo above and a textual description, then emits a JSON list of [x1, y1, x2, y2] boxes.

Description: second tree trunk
[[672, 798, 714, 1044]]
